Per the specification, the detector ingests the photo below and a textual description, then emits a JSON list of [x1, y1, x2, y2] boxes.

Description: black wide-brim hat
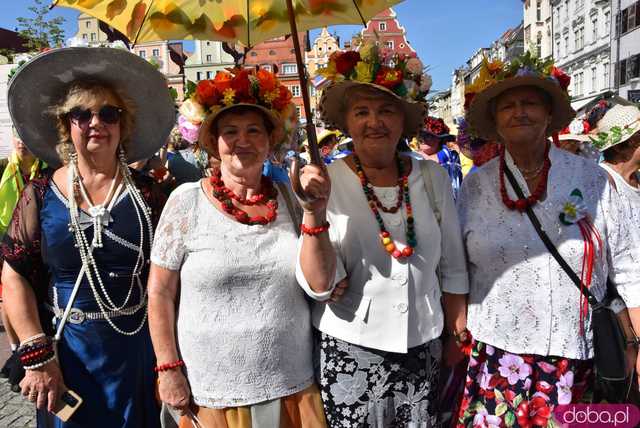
[[8, 47, 176, 168]]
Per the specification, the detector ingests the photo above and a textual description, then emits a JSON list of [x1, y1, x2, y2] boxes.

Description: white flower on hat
[[109, 40, 129, 50], [179, 99, 206, 124], [568, 118, 585, 135], [404, 80, 418, 99], [420, 73, 433, 92], [406, 58, 423, 75]]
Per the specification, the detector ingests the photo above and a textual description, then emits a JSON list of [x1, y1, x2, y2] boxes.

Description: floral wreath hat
[[465, 52, 575, 141], [178, 67, 296, 158], [317, 42, 432, 138]]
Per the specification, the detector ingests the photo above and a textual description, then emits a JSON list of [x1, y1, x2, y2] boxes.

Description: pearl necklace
[[66, 149, 154, 336]]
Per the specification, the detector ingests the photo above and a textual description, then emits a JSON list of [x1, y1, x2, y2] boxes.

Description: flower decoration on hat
[[464, 52, 570, 112], [559, 118, 591, 138], [178, 67, 295, 143], [423, 116, 450, 137], [318, 42, 432, 103]]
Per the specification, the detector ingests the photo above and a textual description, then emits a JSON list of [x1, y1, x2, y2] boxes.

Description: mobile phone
[[52, 389, 83, 422]]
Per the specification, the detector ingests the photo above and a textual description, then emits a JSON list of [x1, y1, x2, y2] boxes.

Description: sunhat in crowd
[[465, 52, 575, 141], [590, 104, 640, 152], [317, 42, 432, 138], [8, 47, 176, 168], [178, 67, 295, 159], [421, 116, 456, 142]]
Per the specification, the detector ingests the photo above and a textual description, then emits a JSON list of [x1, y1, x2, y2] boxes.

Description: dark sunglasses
[[67, 105, 123, 125]]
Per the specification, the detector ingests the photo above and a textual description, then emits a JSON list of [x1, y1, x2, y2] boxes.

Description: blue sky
[[1, 1, 524, 91]]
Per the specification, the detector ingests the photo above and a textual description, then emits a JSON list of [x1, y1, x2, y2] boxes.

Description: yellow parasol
[[51, 0, 404, 195]]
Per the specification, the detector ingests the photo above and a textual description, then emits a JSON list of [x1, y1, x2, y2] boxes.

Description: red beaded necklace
[[354, 154, 416, 260], [499, 143, 551, 212], [209, 169, 278, 225]]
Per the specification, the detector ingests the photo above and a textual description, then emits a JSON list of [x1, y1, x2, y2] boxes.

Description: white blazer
[[296, 157, 469, 353]]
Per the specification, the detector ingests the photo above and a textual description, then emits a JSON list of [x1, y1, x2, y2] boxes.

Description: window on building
[[605, 11, 610, 35], [564, 35, 569, 56], [86, 21, 90, 28], [152, 49, 160, 57], [592, 17, 598, 42], [555, 39, 560, 58], [603, 62, 609, 88], [629, 4, 637, 30], [630, 54, 640, 80], [295, 105, 302, 118], [564, 0, 569, 20], [139, 50, 146, 58], [82, 33, 88, 40], [574, 27, 584, 51], [207, 71, 214, 79], [310, 86, 317, 96], [282, 64, 298, 75], [250, 51, 258, 57], [591, 66, 597, 92], [379, 22, 387, 31], [261, 65, 272, 72], [536, 0, 542, 21], [269, 50, 276, 56], [385, 41, 394, 49], [196, 71, 202, 81], [620, 59, 627, 85], [91, 33, 96, 41], [206, 54, 212, 62], [622, 8, 629, 34], [206, 41, 211, 46], [536, 32, 542, 58], [289, 85, 301, 97]]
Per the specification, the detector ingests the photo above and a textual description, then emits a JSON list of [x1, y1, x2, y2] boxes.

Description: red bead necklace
[[210, 169, 278, 225], [499, 143, 551, 212], [354, 154, 416, 260]]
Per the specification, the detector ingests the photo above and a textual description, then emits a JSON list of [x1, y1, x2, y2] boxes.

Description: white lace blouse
[[151, 181, 314, 408], [458, 144, 640, 360]]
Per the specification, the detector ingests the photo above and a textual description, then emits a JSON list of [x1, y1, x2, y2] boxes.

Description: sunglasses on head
[[67, 105, 123, 125]]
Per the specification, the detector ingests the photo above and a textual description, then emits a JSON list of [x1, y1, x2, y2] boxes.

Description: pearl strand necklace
[[67, 150, 154, 336]]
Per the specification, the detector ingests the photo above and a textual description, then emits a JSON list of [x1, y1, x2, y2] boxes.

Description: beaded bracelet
[[24, 355, 57, 371], [301, 222, 330, 236], [154, 360, 185, 373], [19, 333, 46, 347]]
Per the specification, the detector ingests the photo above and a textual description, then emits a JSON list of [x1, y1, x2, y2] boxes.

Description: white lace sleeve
[[150, 183, 198, 271]]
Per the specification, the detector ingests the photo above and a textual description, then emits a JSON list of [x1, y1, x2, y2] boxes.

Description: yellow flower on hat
[[263, 89, 279, 105], [359, 42, 376, 63], [222, 88, 236, 106], [354, 61, 374, 83]]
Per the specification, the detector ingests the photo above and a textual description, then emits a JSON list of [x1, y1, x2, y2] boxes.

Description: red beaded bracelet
[[154, 360, 185, 373], [300, 222, 330, 236]]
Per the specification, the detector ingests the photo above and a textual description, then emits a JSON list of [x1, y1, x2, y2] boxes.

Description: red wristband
[[154, 359, 185, 372], [301, 221, 330, 236]]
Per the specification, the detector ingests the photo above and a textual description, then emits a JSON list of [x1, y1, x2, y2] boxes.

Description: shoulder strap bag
[[503, 165, 630, 403]]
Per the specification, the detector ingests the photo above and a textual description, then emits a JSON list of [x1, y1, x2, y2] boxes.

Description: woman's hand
[[326, 279, 349, 304], [158, 370, 191, 415], [20, 359, 65, 412], [442, 335, 466, 368], [297, 164, 331, 214]]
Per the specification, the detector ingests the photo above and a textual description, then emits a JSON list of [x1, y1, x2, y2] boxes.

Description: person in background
[[0, 127, 48, 391]]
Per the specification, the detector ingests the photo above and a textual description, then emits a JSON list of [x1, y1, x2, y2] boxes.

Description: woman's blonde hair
[[50, 79, 136, 164]]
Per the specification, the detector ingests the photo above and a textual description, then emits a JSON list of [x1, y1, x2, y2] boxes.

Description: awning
[[571, 95, 598, 114]]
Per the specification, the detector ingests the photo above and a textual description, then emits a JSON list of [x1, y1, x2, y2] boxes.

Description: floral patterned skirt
[[456, 340, 593, 428], [318, 332, 441, 428]]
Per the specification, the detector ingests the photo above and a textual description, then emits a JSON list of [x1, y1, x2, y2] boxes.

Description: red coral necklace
[[499, 143, 551, 212], [209, 169, 278, 225]]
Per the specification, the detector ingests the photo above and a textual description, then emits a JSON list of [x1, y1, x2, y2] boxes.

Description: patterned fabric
[[318, 332, 441, 428], [457, 144, 640, 359], [456, 340, 593, 428], [150, 181, 314, 408]]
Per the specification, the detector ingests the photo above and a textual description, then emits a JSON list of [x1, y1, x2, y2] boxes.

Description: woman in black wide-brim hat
[[1, 47, 174, 428]]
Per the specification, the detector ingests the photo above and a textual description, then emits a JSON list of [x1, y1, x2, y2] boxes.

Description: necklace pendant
[[89, 205, 107, 219]]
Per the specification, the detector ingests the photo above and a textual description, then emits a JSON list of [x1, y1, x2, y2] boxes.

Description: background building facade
[[612, 0, 640, 102], [524, 0, 553, 58], [184, 40, 234, 83]]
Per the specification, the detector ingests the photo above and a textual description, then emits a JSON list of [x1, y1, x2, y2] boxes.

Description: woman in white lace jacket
[[455, 55, 640, 427], [146, 69, 326, 428]]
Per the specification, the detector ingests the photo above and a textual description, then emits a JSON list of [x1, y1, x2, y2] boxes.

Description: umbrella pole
[[285, 0, 322, 167]]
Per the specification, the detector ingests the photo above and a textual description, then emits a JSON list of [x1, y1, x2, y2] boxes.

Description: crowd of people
[[0, 40, 638, 428]]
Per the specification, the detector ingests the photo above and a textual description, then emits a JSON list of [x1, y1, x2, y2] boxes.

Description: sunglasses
[[67, 105, 123, 125]]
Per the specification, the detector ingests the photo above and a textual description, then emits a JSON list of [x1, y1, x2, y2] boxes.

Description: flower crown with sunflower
[[178, 67, 295, 143], [464, 51, 571, 111], [318, 42, 432, 103]]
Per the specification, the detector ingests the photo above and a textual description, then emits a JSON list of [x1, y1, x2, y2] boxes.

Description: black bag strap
[[502, 164, 601, 307]]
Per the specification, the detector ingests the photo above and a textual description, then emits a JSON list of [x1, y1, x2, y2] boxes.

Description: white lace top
[[151, 181, 314, 408], [458, 145, 640, 359]]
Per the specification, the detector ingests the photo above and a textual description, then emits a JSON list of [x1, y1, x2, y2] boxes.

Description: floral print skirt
[[456, 340, 593, 428], [318, 332, 441, 428]]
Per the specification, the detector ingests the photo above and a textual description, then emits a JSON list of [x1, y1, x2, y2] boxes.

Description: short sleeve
[[150, 183, 195, 271], [0, 178, 49, 299]]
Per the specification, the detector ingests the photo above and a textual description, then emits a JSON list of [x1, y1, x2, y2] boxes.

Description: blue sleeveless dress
[[35, 182, 160, 428]]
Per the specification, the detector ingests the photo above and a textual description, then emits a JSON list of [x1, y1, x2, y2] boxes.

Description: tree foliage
[[16, 0, 66, 51]]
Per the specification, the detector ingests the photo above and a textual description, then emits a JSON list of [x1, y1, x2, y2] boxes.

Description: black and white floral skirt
[[317, 332, 441, 428]]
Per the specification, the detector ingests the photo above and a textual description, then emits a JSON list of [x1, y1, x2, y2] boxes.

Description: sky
[[0, 1, 524, 91]]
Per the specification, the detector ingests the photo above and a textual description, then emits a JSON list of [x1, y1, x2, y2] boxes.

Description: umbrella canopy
[[53, 0, 402, 47]]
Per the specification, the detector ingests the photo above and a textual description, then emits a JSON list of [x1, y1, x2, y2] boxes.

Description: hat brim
[[197, 103, 285, 159], [319, 81, 427, 138], [8, 47, 176, 169], [596, 122, 640, 152], [557, 133, 593, 142], [467, 75, 576, 140]]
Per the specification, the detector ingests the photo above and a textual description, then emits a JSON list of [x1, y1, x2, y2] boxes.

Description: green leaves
[[17, 0, 66, 51]]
